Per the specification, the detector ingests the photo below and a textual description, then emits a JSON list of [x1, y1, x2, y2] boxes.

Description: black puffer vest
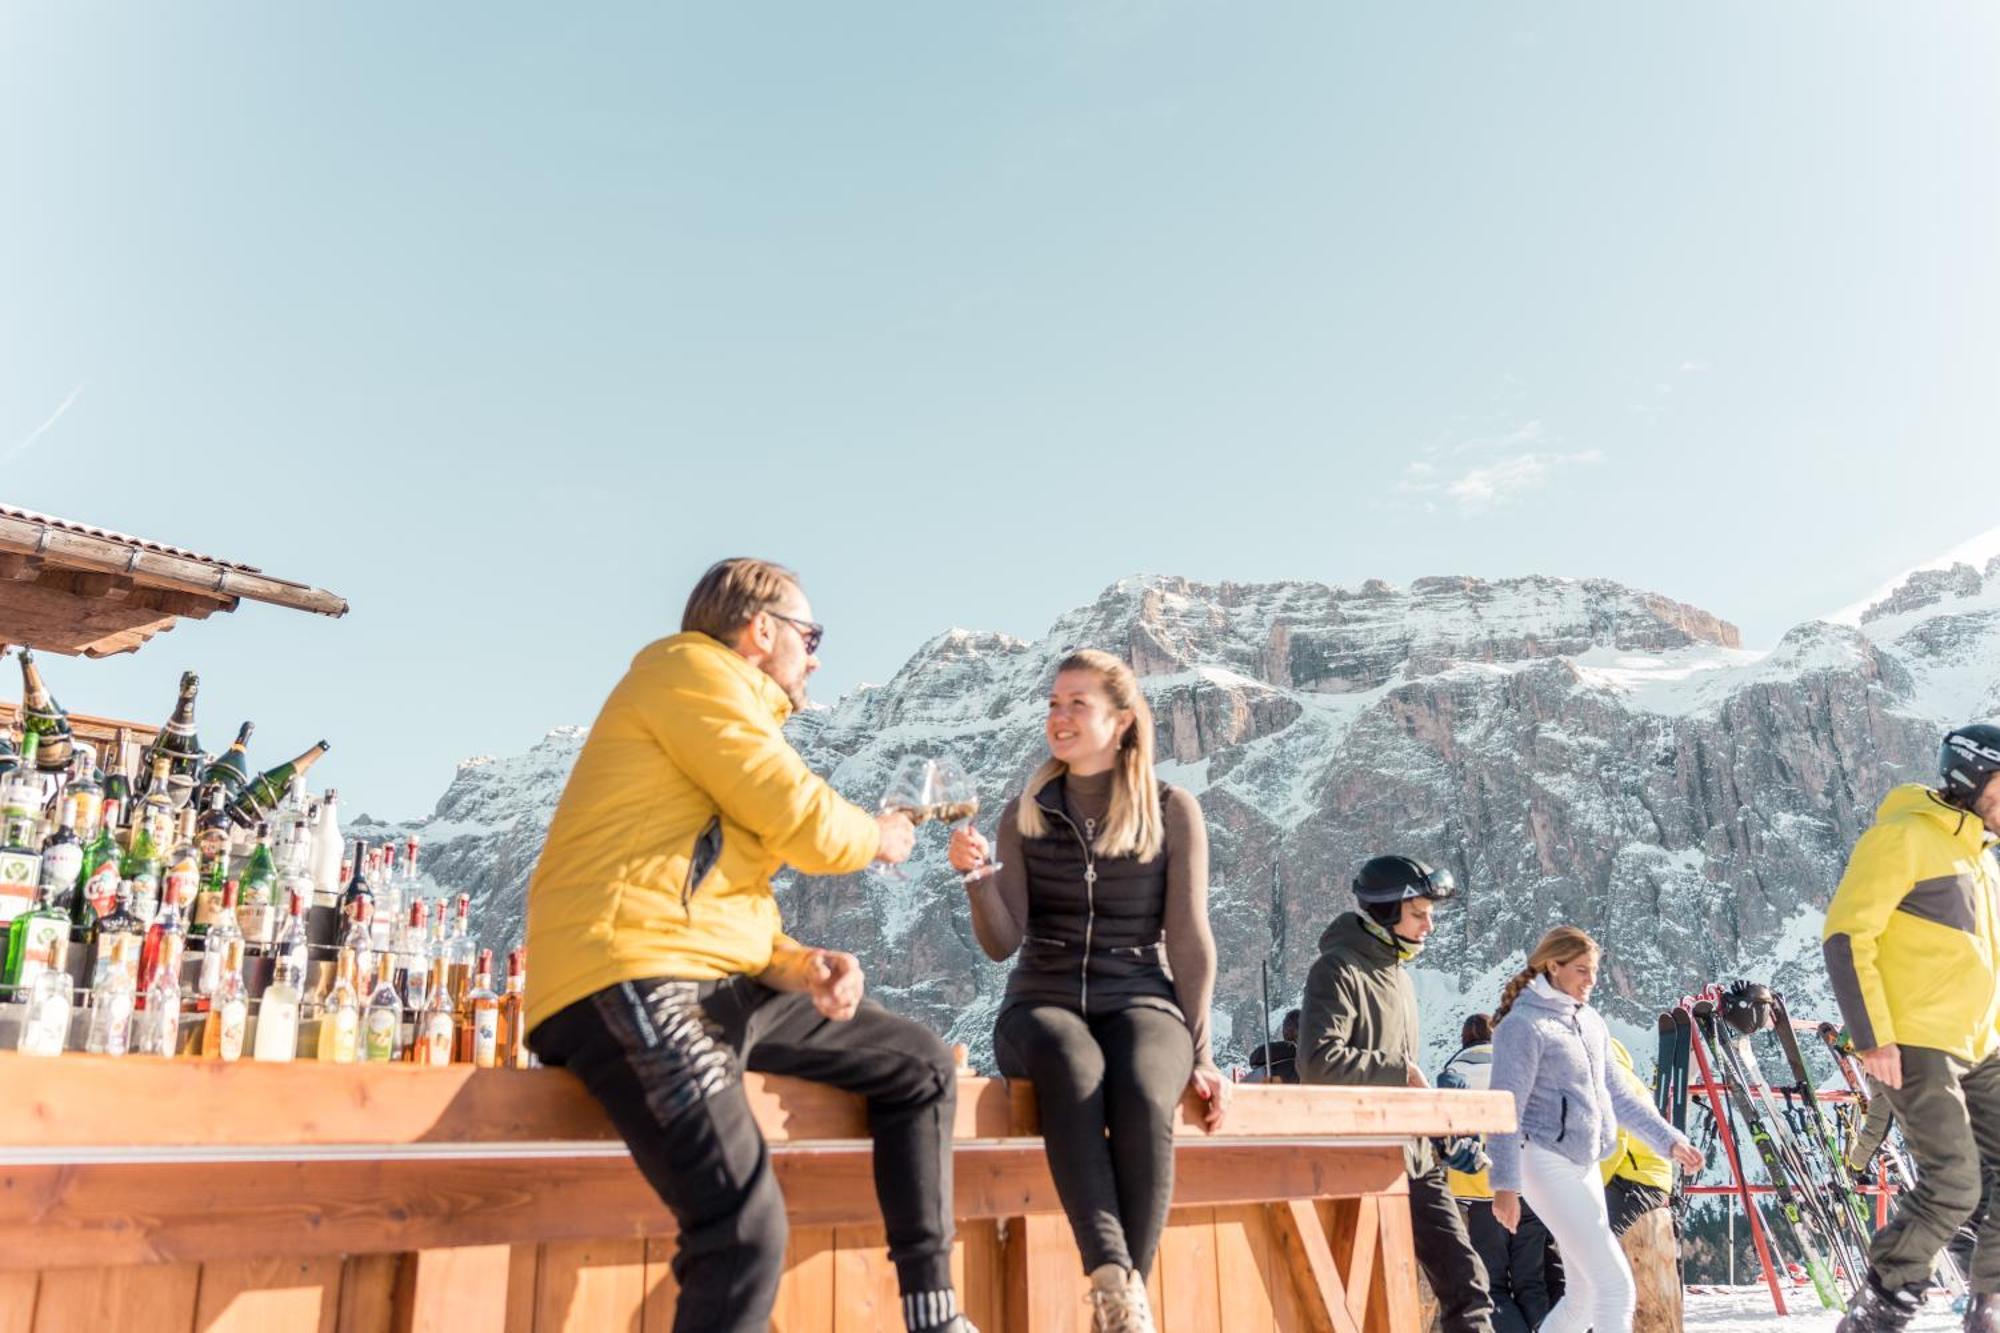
[[999, 774, 1182, 1021]]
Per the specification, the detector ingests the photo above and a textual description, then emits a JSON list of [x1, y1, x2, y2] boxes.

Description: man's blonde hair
[[682, 558, 801, 642]]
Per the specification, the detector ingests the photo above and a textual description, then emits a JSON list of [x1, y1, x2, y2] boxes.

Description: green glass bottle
[[4, 881, 69, 991], [120, 803, 166, 924], [227, 741, 329, 828], [236, 823, 278, 945], [76, 796, 123, 928], [142, 672, 202, 805], [17, 649, 72, 773], [0, 733, 43, 926], [200, 722, 255, 796]]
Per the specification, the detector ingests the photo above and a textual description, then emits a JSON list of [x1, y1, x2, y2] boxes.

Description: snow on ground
[[1687, 1284, 1965, 1329]]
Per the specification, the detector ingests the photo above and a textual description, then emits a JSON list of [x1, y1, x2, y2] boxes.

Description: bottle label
[[165, 862, 199, 906], [238, 904, 273, 945], [20, 994, 71, 1056], [98, 992, 134, 1057], [218, 1000, 247, 1061], [254, 992, 299, 1062], [423, 1014, 453, 1065], [0, 853, 39, 919], [16, 918, 66, 990], [84, 861, 121, 917], [334, 1009, 359, 1063], [40, 843, 82, 891], [365, 1008, 397, 1061], [474, 1011, 499, 1067], [189, 888, 222, 929]]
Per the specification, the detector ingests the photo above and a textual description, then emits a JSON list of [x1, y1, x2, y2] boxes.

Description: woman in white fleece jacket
[[1488, 927, 1702, 1333]]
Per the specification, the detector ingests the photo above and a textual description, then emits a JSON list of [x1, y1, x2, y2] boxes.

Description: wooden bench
[[0, 1054, 1514, 1332]]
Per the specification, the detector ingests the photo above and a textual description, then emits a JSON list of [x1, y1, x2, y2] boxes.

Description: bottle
[[102, 733, 134, 809], [340, 895, 376, 997], [311, 789, 344, 902], [363, 948, 402, 1063], [339, 838, 371, 916], [273, 889, 310, 999], [144, 671, 202, 804], [64, 742, 102, 846], [165, 809, 205, 935], [38, 791, 85, 916], [87, 880, 144, 988], [137, 876, 187, 995], [445, 893, 475, 1011], [498, 948, 527, 1069], [415, 956, 455, 1066], [84, 937, 138, 1056], [199, 933, 249, 1060], [17, 648, 73, 772], [0, 732, 44, 924], [227, 741, 329, 828], [252, 894, 304, 1063], [5, 880, 70, 992], [77, 796, 123, 926], [236, 824, 278, 945], [317, 935, 361, 1063], [199, 722, 255, 799], [393, 899, 429, 1011], [197, 881, 244, 1002], [373, 844, 401, 951], [140, 932, 184, 1057], [463, 949, 501, 1068], [16, 938, 72, 1056], [124, 759, 173, 922]]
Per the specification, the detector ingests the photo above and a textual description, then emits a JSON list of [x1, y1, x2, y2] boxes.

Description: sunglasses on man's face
[[767, 610, 824, 655]]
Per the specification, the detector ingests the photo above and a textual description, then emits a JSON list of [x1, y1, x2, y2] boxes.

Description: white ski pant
[[1520, 1143, 1634, 1333]]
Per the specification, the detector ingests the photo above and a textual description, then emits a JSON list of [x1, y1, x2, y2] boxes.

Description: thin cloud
[[4, 383, 85, 465], [1399, 447, 1602, 515]]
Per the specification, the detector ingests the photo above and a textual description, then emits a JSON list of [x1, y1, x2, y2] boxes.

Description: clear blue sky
[[5, 5, 1997, 818]]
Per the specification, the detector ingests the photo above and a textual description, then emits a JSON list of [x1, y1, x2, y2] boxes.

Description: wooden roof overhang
[[0, 505, 348, 658]]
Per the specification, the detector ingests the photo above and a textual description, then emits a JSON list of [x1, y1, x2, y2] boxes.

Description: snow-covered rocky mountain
[[355, 531, 2000, 1070]]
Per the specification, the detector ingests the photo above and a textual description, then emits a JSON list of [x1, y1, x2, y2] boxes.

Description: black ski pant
[[1463, 1196, 1552, 1333], [1871, 1045, 2000, 1296], [993, 1002, 1194, 1276], [529, 976, 959, 1333], [1408, 1164, 1498, 1333]]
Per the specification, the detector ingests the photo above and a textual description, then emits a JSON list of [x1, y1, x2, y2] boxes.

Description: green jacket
[[1299, 911, 1431, 1174]]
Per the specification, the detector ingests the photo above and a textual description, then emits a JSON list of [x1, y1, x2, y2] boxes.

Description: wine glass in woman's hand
[[932, 756, 1001, 882]]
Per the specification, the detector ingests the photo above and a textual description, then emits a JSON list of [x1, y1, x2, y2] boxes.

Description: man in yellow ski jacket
[[1823, 724, 2000, 1332], [524, 558, 975, 1333]]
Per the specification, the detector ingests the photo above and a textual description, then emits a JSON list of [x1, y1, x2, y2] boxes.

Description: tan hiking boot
[[1086, 1264, 1156, 1333]]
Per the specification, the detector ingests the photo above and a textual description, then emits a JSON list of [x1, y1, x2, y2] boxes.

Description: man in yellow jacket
[[524, 558, 975, 1333], [1823, 723, 2000, 1333]]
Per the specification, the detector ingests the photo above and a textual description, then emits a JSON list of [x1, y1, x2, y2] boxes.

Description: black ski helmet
[[1939, 723, 2000, 809], [1720, 980, 1776, 1036], [1352, 855, 1458, 906]]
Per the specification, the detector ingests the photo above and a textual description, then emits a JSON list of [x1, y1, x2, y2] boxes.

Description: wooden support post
[[1004, 1214, 1087, 1333], [1268, 1200, 1361, 1333], [1369, 1177, 1421, 1332], [393, 1245, 511, 1333]]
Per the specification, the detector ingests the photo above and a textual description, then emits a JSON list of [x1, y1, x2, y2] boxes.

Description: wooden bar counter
[[0, 1054, 1514, 1332]]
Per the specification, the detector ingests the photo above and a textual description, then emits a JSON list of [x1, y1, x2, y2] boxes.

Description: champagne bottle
[[199, 722, 255, 798], [144, 672, 203, 806], [227, 741, 329, 828], [103, 732, 134, 808], [17, 649, 72, 772], [340, 838, 371, 914]]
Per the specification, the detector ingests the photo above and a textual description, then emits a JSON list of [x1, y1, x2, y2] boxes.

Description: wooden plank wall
[[0, 1208, 1370, 1333]]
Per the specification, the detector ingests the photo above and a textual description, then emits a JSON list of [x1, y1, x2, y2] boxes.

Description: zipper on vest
[[1081, 816, 1097, 1014]]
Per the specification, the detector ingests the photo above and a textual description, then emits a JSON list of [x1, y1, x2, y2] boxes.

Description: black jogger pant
[[1407, 1165, 1498, 1333], [993, 1003, 1194, 1276], [530, 976, 959, 1333], [1463, 1196, 1552, 1333]]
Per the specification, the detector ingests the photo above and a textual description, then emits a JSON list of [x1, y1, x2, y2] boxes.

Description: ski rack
[[1671, 983, 1904, 1318]]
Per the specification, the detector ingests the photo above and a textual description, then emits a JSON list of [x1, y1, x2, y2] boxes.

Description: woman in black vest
[[949, 649, 1222, 1333]]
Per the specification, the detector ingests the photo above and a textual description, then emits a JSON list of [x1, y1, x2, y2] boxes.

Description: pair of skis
[[1688, 994, 1850, 1310]]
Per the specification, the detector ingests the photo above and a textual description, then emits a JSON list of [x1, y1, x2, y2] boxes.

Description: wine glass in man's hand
[[871, 755, 933, 883]]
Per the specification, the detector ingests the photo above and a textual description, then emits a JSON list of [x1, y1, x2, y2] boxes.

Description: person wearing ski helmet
[[1300, 855, 1498, 1333], [1823, 722, 2000, 1332]]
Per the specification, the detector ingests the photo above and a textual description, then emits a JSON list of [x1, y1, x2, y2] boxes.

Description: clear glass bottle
[[197, 880, 244, 1002], [316, 941, 360, 1064], [137, 876, 187, 995], [252, 892, 304, 1063], [415, 956, 455, 1066], [17, 945, 73, 1057], [163, 809, 203, 934], [498, 948, 528, 1069], [140, 933, 184, 1058], [397, 900, 431, 1017], [340, 896, 376, 1002], [362, 949, 402, 1063], [201, 934, 249, 1060], [465, 949, 500, 1068], [445, 893, 475, 1012], [273, 888, 310, 1003], [85, 937, 138, 1056]]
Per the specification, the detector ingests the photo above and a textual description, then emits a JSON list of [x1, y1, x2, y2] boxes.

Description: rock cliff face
[[355, 536, 2000, 1069]]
